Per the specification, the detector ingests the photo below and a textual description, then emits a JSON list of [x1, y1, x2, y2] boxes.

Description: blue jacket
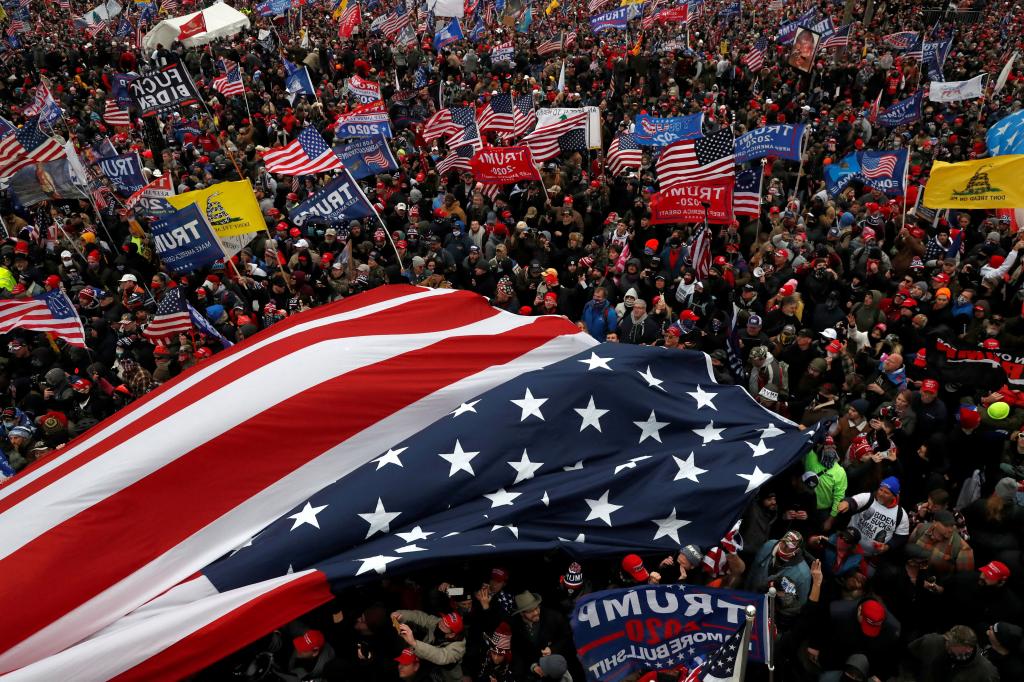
[[746, 540, 812, 616], [582, 299, 617, 341]]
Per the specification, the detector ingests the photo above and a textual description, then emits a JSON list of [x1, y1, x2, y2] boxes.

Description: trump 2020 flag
[[150, 203, 227, 275], [283, 59, 315, 103], [0, 289, 814, 680], [877, 91, 922, 128], [857, 149, 908, 195], [332, 136, 399, 180], [289, 168, 377, 226], [433, 17, 463, 50], [987, 109, 1024, 157], [734, 124, 805, 164], [825, 152, 861, 195], [929, 74, 987, 102]]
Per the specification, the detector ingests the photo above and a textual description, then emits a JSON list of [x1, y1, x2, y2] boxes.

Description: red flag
[[177, 12, 207, 40], [650, 177, 735, 225], [337, 3, 361, 38], [469, 146, 541, 184]]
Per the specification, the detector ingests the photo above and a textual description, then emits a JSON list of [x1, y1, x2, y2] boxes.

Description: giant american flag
[[0, 116, 66, 178], [262, 126, 344, 175], [656, 128, 736, 188], [606, 132, 642, 176], [0, 289, 87, 348], [477, 93, 516, 135], [0, 286, 812, 678], [521, 111, 588, 162]]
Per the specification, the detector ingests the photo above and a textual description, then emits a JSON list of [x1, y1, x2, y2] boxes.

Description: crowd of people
[[1, 0, 1024, 678]]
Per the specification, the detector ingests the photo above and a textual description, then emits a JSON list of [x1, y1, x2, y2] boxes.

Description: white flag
[[929, 74, 987, 102], [63, 141, 90, 188], [432, 0, 465, 17], [994, 52, 1018, 96], [556, 60, 566, 93]]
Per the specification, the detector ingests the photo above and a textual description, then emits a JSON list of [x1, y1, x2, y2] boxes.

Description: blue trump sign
[[877, 91, 922, 128], [290, 170, 376, 227], [151, 204, 226, 274], [633, 113, 704, 146], [571, 584, 768, 680], [735, 124, 806, 163], [96, 153, 147, 197]]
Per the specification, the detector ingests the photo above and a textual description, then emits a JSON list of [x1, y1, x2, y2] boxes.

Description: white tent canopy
[[142, 2, 250, 51]]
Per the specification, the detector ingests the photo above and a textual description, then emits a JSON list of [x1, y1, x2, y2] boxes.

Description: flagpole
[[737, 605, 757, 681], [900, 150, 910, 229], [755, 157, 767, 241], [767, 585, 777, 682]]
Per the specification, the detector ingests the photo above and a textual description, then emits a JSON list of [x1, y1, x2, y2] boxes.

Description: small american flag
[[422, 107, 480, 147], [565, 30, 577, 48], [882, 31, 919, 50], [742, 37, 769, 72], [512, 95, 537, 137], [212, 59, 245, 97], [0, 289, 87, 347], [767, 0, 782, 10], [0, 116, 66, 178], [860, 153, 898, 179], [606, 132, 641, 176], [262, 127, 344, 175], [733, 167, 761, 217], [436, 142, 477, 174], [820, 23, 851, 49], [85, 19, 107, 37], [587, 0, 608, 13], [521, 111, 587, 162], [657, 128, 735, 188], [103, 99, 131, 127], [160, 0, 178, 14], [684, 621, 748, 682], [59, 0, 71, 10], [688, 223, 712, 280], [537, 33, 563, 56], [143, 287, 192, 343], [380, 5, 410, 38], [477, 93, 515, 135]]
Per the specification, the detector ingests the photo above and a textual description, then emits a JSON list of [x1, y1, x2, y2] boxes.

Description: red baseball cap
[[983, 338, 1001, 350], [932, 272, 950, 284], [293, 629, 325, 654], [491, 567, 509, 582], [859, 600, 886, 637], [440, 612, 464, 634], [395, 648, 419, 665], [621, 554, 649, 582], [921, 379, 940, 394], [981, 560, 1011, 582]]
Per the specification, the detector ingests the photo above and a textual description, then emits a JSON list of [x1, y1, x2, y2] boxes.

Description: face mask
[[2, 420, 14, 430]]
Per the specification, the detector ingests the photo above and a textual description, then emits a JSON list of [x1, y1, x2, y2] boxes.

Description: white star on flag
[[491, 523, 519, 538], [508, 450, 543, 484], [651, 507, 690, 543], [484, 487, 522, 508], [451, 400, 481, 417], [614, 455, 652, 475], [673, 452, 708, 483], [747, 439, 773, 457], [511, 388, 547, 421], [578, 352, 613, 370], [354, 554, 401, 576], [693, 421, 725, 445], [358, 498, 401, 538], [372, 447, 407, 470], [575, 396, 609, 432], [760, 423, 785, 439], [585, 490, 623, 526], [688, 385, 718, 410], [738, 465, 773, 493], [395, 544, 427, 553], [637, 365, 666, 390], [395, 526, 433, 542], [439, 439, 480, 477], [635, 410, 669, 443], [288, 502, 328, 531]]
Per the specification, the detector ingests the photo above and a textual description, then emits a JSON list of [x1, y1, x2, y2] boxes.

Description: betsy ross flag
[[436, 142, 478, 174], [212, 59, 245, 96], [0, 289, 87, 347], [657, 128, 736, 188], [477, 93, 515, 135], [606, 132, 641, 176], [103, 99, 131, 126], [143, 287, 192, 343], [422, 107, 480, 147], [733, 167, 761, 217], [0, 286, 811, 679], [742, 36, 769, 72], [0, 116, 66, 178], [521, 111, 587, 162], [262, 126, 344, 175]]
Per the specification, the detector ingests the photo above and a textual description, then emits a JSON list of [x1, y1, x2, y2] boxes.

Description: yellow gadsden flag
[[924, 155, 1024, 209], [166, 180, 266, 239]]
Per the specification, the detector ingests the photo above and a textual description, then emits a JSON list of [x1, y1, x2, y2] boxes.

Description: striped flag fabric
[[103, 99, 131, 126], [0, 116, 66, 178], [379, 5, 410, 38], [0, 289, 87, 348], [537, 33, 563, 56], [422, 107, 480, 147], [521, 111, 587, 162], [606, 132, 641, 176], [860, 152, 899, 179], [767, 0, 782, 10], [688, 222, 712, 279], [742, 36, 769, 72], [212, 59, 245, 96], [882, 30, 919, 50], [512, 95, 537, 137], [733, 167, 761, 217], [143, 287, 192, 343], [477, 93, 515, 135], [22, 82, 55, 118], [436, 142, 478, 174], [587, 0, 607, 13], [262, 127, 344, 175], [565, 30, 577, 48], [656, 128, 736, 188], [0, 286, 599, 678], [820, 23, 851, 49]]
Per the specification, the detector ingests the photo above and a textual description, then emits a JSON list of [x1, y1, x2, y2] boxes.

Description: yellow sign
[[545, 0, 559, 15], [924, 155, 1024, 209], [620, 0, 644, 5], [166, 180, 266, 238]]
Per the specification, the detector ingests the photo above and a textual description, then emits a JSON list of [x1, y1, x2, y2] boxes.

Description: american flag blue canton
[[558, 127, 589, 152], [203, 345, 813, 593], [298, 127, 331, 158]]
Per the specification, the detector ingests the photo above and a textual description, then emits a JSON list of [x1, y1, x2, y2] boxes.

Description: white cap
[[396, 203, 408, 211], [60, 250, 72, 259], [820, 328, 838, 340], [119, 274, 137, 283], [294, 239, 309, 248]]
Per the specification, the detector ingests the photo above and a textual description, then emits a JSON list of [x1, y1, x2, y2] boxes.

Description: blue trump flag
[[188, 301, 234, 348], [572, 585, 770, 679], [778, 8, 818, 44], [590, 6, 630, 32], [290, 169, 377, 227], [284, 59, 315, 102], [256, 0, 291, 16], [151, 204, 226, 275], [825, 153, 861, 195], [734, 124, 806, 163], [197, 343, 814, 607], [922, 37, 953, 81], [96, 153, 147, 197], [858, 149, 908, 195], [988, 109, 1024, 156], [877, 91, 922, 128], [434, 18, 464, 50], [333, 136, 399, 180], [633, 113, 704, 146]]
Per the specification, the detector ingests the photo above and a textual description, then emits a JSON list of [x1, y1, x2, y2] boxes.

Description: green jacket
[[805, 450, 848, 516], [396, 610, 466, 682]]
